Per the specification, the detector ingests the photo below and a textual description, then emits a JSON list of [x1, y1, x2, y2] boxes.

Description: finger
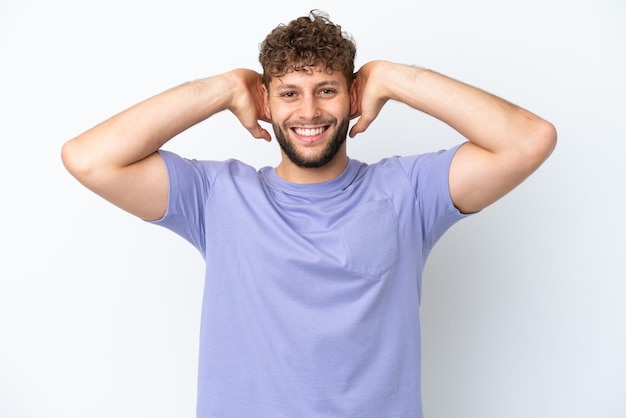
[[349, 116, 372, 138], [249, 124, 272, 142]]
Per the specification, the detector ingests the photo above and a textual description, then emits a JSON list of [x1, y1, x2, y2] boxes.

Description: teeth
[[294, 127, 325, 136]]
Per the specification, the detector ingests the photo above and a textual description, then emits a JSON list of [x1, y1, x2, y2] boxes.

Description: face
[[264, 67, 354, 169]]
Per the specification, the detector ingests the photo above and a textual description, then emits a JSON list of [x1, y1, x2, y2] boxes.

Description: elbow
[[539, 119, 558, 157], [61, 138, 93, 182], [61, 140, 76, 176], [524, 118, 558, 169], [61, 139, 79, 177]]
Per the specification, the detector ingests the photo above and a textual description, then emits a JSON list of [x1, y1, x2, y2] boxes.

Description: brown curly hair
[[258, 10, 356, 86]]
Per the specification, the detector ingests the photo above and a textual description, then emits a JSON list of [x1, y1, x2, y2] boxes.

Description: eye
[[280, 91, 297, 98], [319, 88, 337, 95]]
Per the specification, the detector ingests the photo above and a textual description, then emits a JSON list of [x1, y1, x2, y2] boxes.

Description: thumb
[[349, 116, 372, 138], [248, 124, 272, 142]]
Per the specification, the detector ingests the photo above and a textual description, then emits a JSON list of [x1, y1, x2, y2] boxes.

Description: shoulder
[[357, 146, 460, 182], [158, 150, 258, 182], [397, 145, 462, 173]]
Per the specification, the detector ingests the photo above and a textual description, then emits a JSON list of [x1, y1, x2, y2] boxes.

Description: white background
[[1, 0, 624, 417]]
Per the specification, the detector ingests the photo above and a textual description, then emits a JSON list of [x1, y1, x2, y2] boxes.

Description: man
[[62, 10, 556, 418]]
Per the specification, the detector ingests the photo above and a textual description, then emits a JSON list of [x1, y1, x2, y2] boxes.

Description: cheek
[[268, 106, 293, 123]]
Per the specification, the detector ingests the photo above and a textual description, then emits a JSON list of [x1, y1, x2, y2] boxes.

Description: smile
[[292, 126, 328, 137]]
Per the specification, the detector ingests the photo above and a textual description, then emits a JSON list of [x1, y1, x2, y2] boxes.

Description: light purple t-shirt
[[152, 145, 468, 417]]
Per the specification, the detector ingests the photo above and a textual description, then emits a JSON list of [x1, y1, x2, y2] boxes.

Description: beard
[[272, 116, 349, 169]]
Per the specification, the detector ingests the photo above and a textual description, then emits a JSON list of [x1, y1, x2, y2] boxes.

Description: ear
[[349, 78, 359, 120], [260, 83, 271, 120]]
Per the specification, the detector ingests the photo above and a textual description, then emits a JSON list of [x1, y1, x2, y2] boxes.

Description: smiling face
[[264, 66, 355, 182]]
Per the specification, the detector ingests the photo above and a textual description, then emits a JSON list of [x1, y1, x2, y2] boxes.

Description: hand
[[226, 69, 272, 142], [349, 60, 391, 138]]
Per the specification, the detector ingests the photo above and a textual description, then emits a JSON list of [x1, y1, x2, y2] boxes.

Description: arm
[[61, 69, 271, 221], [350, 60, 557, 214]]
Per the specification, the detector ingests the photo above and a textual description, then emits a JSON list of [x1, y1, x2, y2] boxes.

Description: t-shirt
[[151, 145, 469, 417]]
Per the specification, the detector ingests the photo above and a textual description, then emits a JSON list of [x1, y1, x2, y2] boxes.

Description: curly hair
[[258, 10, 356, 86]]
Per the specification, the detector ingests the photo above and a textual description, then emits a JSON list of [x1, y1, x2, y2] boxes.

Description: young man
[[62, 10, 556, 418]]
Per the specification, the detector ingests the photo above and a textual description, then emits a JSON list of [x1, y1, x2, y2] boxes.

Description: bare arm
[[61, 69, 271, 221], [350, 60, 557, 214]]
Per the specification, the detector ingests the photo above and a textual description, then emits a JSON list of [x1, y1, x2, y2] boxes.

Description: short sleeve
[[398, 144, 473, 249], [149, 150, 226, 256]]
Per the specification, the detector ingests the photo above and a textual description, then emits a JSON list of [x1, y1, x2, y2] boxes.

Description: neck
[[275, 152, 348, 184]]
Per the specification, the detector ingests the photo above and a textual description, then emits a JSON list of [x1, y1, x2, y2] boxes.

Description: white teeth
[[294, 127, 325, 136]]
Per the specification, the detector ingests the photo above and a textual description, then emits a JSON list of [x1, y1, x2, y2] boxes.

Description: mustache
[[284, 117, 336, 128]]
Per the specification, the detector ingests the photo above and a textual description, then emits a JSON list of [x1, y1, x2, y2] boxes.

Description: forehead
[[269, 66, 349, 91]]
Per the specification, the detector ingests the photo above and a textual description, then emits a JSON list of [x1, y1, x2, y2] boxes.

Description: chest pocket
[[339, 199, 399, 278]]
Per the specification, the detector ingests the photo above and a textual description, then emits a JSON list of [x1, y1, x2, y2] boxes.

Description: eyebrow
[[274, 80, 343, 92]]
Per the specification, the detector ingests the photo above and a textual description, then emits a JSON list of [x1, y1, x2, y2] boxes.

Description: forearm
[[378, 61, 555, 156], [63, 73, 234, 173], [61, 69, 269, 220]]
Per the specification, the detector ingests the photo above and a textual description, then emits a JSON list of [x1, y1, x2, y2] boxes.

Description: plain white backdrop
[[1, 0, 624, 417]]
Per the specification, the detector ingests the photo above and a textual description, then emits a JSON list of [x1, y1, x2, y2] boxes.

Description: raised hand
[[349, 60, 392, 138], [226, 69, 272, 142]]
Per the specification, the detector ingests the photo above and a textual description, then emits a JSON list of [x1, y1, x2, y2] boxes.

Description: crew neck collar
[[262, 158, 362, 194]]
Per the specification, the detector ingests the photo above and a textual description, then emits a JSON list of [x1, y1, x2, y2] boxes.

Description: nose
[[298, 95, 320, 121]]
